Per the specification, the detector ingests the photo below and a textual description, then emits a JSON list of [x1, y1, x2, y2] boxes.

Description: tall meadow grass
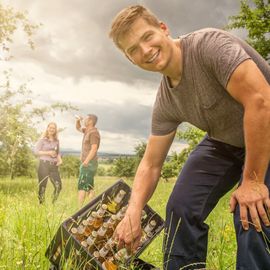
[[0, 177, 236, 269]]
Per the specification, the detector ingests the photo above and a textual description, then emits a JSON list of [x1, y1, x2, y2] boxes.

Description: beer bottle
[[100, 237, 117, 259], [98, 244, 110, 263], [107, 190, 126, 213], [138, 231, 153, 248], [114, 205, 128, 227], [82, 211, 97, 236], [105, 214, 117, 238], [114, 248, 130, 262], [97, 204, 107, 216], [81, 240, 88, 249], [92, 251, 100, 263], [86, 231, 98, 253], [71, 225, 86, 242], [102, 248, 130, 270], [141, 209, 147, 221], [96, 222, 109, 248], [93, 211, 104, 230], [143, 219, 156, 234], [102, 257, 118, 270], [52, 245, 62, 261]]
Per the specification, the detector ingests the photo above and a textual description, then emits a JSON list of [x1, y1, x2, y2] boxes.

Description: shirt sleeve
[[151, 93, 180, 136], [199, 30, 251, 88]]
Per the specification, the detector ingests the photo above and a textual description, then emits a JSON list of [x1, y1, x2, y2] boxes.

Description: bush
[[60, 155, 80, 178]]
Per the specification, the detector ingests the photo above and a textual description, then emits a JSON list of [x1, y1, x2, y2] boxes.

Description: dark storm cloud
[[74, 100, 152, 138], [13, 0, 240, 84]]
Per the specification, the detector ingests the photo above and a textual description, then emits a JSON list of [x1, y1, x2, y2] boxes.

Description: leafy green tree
[[176, 127, 206, 159], [0, 2, 40, 59], [0, 71, 76, 179], [96, 166, 106, 177], [60, 155, 80, 178], [226, 0, 270, 62], [112, 157, 136, 179], [160, 127, 205, 181]]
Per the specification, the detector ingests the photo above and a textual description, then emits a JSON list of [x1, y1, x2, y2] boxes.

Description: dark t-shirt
[[151, 28, 270, 147], [81, 127, 100, 162]]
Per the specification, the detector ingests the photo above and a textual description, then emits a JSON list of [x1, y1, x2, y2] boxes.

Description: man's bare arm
[[76, 119, 84, 133], [82, 144, 98, 166], [114, 130, 176, 250], [227, 59, 270, 231]]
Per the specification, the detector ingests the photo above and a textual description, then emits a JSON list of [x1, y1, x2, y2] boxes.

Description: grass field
[[0, 176, 237, 270]]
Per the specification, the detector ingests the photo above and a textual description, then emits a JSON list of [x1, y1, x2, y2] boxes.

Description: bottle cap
[[71, 227, 78, 234]]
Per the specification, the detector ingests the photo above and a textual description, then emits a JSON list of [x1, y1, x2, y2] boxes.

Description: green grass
[[0, 177, 236, 269]]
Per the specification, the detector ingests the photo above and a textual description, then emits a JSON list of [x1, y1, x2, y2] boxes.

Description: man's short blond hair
[[109, 5, 160, 50]]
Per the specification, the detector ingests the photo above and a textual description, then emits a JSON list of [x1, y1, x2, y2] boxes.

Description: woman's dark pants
[[38, 160, 62, 204], [163, 136, 270, 270]]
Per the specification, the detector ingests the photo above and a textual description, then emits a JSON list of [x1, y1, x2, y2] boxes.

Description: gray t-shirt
[[152, 28, 270, 147]]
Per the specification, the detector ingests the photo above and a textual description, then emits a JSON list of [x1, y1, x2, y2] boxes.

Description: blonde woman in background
[[35, 122, 62, 204]]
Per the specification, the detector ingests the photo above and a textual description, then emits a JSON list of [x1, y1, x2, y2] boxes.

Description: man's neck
[[165, 38, 183, 88], [86, 125, 95, 131]]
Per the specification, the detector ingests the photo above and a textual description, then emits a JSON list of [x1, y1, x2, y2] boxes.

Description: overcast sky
[[1, 0, 242, 154]]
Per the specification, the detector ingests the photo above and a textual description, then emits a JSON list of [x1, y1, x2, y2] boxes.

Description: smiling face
[[118, 18, 174, 73], [47, 123, 57, 137]]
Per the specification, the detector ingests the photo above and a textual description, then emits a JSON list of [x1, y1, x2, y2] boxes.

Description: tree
[[0, 4, 76, 179], [112, 157, 136, 179], [226, 0, 270, 62], [159, 127, 205, 181], [60, 156, 80, 178], [0, 71, 76, 179], [176, 127, 206, 159], [0, 2, 40, 59]]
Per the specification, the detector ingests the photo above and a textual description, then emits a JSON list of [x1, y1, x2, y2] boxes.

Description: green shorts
[[78, 160, 98, 191]]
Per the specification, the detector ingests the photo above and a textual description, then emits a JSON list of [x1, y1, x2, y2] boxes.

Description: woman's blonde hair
[[42, 122, 58, 140], [109, 5, 160, 50]]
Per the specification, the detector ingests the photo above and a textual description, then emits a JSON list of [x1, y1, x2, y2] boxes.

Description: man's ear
[[160, 21, 169, 36]]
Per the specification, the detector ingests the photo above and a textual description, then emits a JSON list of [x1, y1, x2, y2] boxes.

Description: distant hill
[[61, 149, 134, 159]]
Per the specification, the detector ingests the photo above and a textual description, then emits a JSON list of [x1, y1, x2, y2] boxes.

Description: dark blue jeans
[[163, 136, 270, 270], [38, 160, 62, 204]]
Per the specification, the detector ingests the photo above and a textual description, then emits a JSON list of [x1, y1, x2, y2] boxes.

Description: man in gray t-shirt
[[109, 5, 270, 270]]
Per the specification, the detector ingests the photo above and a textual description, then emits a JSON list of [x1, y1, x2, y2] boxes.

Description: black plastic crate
[[45, 179, 163, 269]]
